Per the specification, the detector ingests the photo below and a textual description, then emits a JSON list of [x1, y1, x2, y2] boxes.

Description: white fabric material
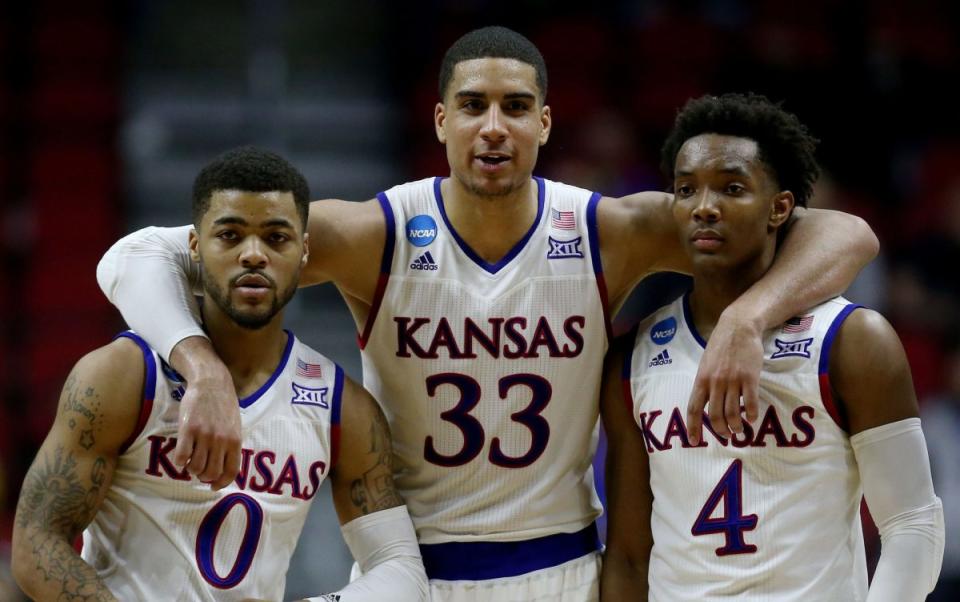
[[324, 506, 427, 601], [82, 333, 341, 601], [360, 177, 606, 545], [628, 296, 868, 601], [96, 225, 205, 361], [851, 418, 945, 601]]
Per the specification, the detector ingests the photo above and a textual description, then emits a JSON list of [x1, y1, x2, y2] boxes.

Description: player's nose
[[238, 236, 268, 267]]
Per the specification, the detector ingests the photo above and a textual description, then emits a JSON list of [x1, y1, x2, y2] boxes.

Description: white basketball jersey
[[82, 331, 343, 601], [360, 176, 608, 544], [625, 295, 867, 601]]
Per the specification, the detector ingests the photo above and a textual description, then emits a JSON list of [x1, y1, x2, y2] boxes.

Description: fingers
[[175, 412, 242, 490], [173, 421, 195, 469], [200, 437, 242, 491], [742, 373, 760, 423], [218, 446, 242, 491], [689, 370, 757, 445], [723, 382, 744, 436], [686, 379, 707, 445], [706, 376, 730, 439]]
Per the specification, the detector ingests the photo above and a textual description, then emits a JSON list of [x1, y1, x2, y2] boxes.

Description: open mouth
[[477, 155, 509, 165]]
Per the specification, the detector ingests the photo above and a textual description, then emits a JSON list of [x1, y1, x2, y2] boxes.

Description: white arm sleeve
[[96, 225, 206, 361], [851, 417, 945, 601], [306, 506, 428, 602]]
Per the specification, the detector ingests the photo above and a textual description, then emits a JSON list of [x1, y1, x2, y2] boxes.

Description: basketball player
[[95, 28, 878, 600], [12, 148, 427, 601], [600, 93, 944, 600]]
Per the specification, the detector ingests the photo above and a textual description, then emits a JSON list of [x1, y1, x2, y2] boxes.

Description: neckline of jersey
[[432, 176, 545, 275], [682, 292, 709, 349], [238, 329, 295, 409]]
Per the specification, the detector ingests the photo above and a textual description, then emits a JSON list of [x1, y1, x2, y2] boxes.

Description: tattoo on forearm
[[15, 375, 116, 600], [349, 409, 403, 514]]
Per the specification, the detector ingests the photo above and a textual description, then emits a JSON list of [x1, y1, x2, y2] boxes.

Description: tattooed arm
[[311, 378, 427, 601], [331, 378, 404, 521], [12, 338, 145, 602]]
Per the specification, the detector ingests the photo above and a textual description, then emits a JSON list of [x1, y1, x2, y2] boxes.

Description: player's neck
[[689, 261, 771, 341], [201, 308, 289, 399], [441, 176, 539, 263]]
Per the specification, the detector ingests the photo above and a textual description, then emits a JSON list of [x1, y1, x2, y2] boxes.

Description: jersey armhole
[[358, 192, 396, 349], [113, 331, 157, 454], [586, 192, 613, 342], [817, 304, 863, 433], [329, 363, 345, 469], [618, 325, 640, 417]]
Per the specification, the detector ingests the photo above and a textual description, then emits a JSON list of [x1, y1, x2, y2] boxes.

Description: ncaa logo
[[650, 317, 677, 345], [406, 215, 437, 247]]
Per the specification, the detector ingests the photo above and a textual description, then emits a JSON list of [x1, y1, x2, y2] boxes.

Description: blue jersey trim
[[331, 364, 345, 427], [114, 331, 157, 403], [818, 303, 862, 375], [433, 176, 545, 275], [586, 192, 613, 342], [683, 292, 707, 348], [586, 192, 604, 277], [419, 523, 600, 581], [375, 192, 397, 275], [238, 331, 294, 409]]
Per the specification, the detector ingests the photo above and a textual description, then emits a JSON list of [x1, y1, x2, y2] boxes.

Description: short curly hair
[[660, 93, 820, 207], [438, 26, 548, 103], [192, 146, 310, 228]]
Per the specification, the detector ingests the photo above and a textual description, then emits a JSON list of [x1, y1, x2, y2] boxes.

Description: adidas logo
[[410, 251, 439, 271], [648, 349, 673, 367]]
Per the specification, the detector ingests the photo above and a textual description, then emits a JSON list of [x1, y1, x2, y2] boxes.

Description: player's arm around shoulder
[[319, 376, 428, 602], [12, 337, 147, 602], [599, 346, 652, 601], [301, 198, 386, 302], [596, 190, 690, 306], [830, 308, 945, 601]]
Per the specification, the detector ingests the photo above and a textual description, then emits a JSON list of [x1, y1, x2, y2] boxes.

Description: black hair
[[438, 26, 548, 103], [192, 146, 310, 227], [660, 93, 820, 207]]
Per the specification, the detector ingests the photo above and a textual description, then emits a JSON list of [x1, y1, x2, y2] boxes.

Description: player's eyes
[[217, 230, 239, 241], [725, 183, 746, 195], [675, 184, 694, 197], [267, 232, 291, 243]]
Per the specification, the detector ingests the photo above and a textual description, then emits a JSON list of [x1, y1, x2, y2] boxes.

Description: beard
[[456, 171, 526, 199], [201, 268, 299, 330]]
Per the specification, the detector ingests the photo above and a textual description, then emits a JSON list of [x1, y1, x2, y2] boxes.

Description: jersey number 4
[[691, 460, 758, 556], [423, 372, 551, 468]]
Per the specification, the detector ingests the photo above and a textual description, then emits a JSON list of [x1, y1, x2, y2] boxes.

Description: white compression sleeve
[[851, 418, 945, 601], [96, 225, 206, 361], [308, 506, 427, 602]]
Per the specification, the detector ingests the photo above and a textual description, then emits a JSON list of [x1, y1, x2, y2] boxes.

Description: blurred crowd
[[1, 0, 957, 598]]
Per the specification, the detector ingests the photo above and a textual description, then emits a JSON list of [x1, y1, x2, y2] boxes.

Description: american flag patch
[[782, 315, 814, 333], [296, 358, 323, 378], [551, 209, 576, 230]]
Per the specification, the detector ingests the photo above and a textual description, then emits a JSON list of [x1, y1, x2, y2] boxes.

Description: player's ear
[[301, 232, 309, 268], [769, 191, 795, 230], [539, 105, 551, 146], [435, 102, 447, 144], [188, 228, 200, 262]]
